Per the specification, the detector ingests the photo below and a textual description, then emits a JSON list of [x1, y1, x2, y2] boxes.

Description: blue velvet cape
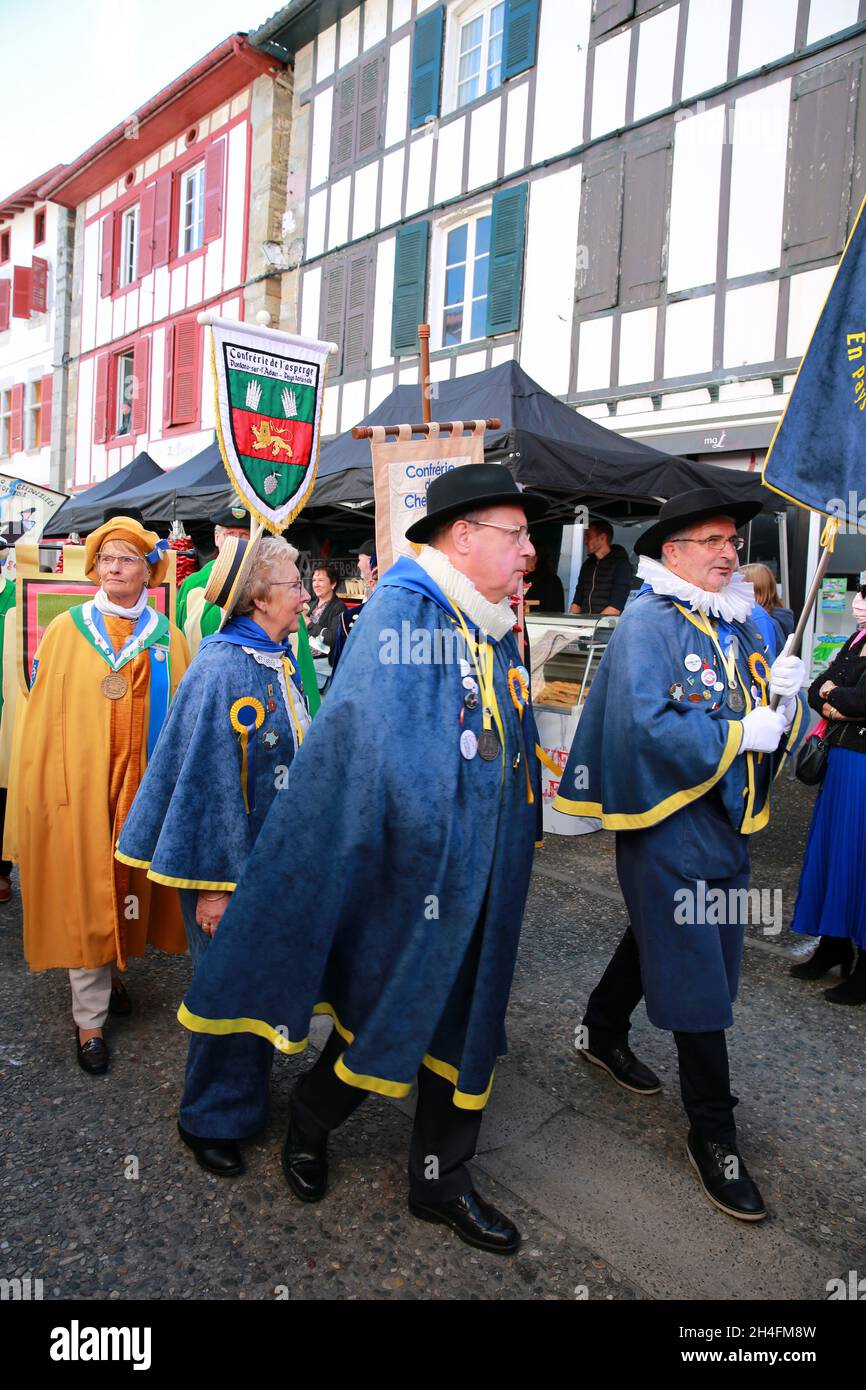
[[179, 556, 541, 1109], [553, 590, 807, 833], [117, 640, 303, 889]]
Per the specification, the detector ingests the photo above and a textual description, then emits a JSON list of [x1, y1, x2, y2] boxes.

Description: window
[[0, 230, 9, 265], [0, 390, 11, 455], [443, 214, 491, 344], [115, 352, 135, 436], [456, 2, 505, 108], [119, 206, 139, 287], [179, 164, 205, 256], [34, 208, 46, 246], [25, 380, 42, 451]]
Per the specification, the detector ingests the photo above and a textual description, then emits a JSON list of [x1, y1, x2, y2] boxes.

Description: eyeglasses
[[467, 520, 531, 546], [668, 534, 746, 554], [96, 552, 144, 569], [270, 580, 306, 594]]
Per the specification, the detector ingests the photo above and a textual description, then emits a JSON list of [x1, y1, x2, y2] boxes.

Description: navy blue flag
[[764, 194, 866, 526]]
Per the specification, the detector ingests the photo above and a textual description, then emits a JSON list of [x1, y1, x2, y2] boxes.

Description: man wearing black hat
[[175, 505, 250, 658], [177, 464, 545, 1254], [330, 539, 377, 671], [554, 488, 807, 1222]]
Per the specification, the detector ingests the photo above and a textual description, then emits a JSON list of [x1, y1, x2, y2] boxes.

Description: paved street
[[1, 771, 863, 1302]]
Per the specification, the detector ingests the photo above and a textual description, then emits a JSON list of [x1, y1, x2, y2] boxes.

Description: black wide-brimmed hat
[[634, 487, 763, 560], [211, 503, 250, 529], [405, 463, 546, 543]]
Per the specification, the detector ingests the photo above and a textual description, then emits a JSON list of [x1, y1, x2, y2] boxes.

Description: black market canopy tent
[[44, 441, 237, 535], [43, 451, 164, 536], [308, 361, 782, 527]]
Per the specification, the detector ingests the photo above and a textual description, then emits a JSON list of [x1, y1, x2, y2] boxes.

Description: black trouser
[[292, 1028, 484, 1202], [583, 927, 738, 1146], [0, 788, 11, 878]]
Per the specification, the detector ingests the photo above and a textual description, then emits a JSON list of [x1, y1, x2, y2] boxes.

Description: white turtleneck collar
[[637, 556, 755, 624], [414, 544, 516, 641], [94, 586, 149, 621]]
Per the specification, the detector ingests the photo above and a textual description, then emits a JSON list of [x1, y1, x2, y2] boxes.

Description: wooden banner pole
[[419, 324, 432, 425]]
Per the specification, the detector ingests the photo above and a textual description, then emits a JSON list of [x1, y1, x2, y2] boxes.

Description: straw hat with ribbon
[[84, 516, 171, 586], [202, 529, 264, 630]]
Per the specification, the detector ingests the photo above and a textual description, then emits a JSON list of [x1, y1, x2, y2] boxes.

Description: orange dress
[[8, 607, 190, 970]]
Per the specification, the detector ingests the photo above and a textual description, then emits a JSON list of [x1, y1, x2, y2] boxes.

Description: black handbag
[[795, 728, 831, 785]]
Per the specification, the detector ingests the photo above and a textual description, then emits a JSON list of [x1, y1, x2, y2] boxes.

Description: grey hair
[[234, 535, 299, 615]]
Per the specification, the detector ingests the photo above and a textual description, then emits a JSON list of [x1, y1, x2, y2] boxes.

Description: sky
[[0, 0, 280, 200]]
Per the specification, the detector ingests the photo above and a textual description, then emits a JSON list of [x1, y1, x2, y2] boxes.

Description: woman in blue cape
[[554, 489, 807, 1225], [174, 464, 544, 1255], [117, 533, 311, 1177]]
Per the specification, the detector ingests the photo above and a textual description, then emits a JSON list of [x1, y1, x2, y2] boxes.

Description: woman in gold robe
[[8, 515, 190, 1075]]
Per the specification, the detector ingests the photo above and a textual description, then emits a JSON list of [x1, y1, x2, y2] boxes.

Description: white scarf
[[94, 586, 149, 621], [415, 545, 516, 641], [637, 556, 755, 624]]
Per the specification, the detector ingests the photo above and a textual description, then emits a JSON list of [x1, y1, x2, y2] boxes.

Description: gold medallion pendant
[[101, 673, 128, 700]]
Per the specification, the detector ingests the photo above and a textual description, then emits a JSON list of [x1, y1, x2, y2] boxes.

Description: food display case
[[525, 612, 618, 836]]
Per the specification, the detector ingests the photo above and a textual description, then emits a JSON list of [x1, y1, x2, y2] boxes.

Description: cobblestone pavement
[[1, 772, 862, 1301]]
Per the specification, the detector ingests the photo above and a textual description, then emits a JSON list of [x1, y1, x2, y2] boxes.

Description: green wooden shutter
[[502, 0, 540, 80], [391, 223, 429, 356], [486, 184, 528, 337], [410, 6, 444, 129]]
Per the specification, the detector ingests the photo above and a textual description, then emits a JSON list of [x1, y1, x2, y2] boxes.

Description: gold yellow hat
[[203, 531, 263, 629], [84, 515, 171, 586]]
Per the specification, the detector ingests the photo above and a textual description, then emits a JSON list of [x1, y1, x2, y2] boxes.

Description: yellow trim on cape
[[177, 998, 496, 1108], [115, 845, 239, 891], [762, 190, 866, 518]]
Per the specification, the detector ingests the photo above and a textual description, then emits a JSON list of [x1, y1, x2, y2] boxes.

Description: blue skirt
[[790, 746, 866, 948]]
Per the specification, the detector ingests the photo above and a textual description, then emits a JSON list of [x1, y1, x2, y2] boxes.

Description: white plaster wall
[[618, 307, 657, 386], [786, 266, 836, 358], [434, 117, 465, 204], [504, 83, 529, 176], [663, 295, 715, 377], [576, 316, 613, 392], [371, 236, 396, 369], [531, 0, 590, 163], [300, 266, 323, 341], [738, 0, 798, 74], [633, 5, 680, 121], [468, 96, 501, 192], [726, 80, 790, 278], [405, 133, 434, 215], [724, 282, 779, 366], [149, 326, 165, 440], [340, 378, 367, 431], [667, 104, 725, 292], [385, 35, 411, 148], [682, 0, 731, 99], [328, 176, 352, 250], [338, 5, 360, 68], [807, 0, 859, 43], [362, 0, 388, 51], [310, 88, 334, 190], [80, 220, 100, 355], [317, 24, 337, 82], [186, 254, 204, 308], [391, 0, 412, 29], [222, 124, 248, 290], [521, 167, 581, 397], [306, 190, 328, 260], [591, 30, 630, 139]]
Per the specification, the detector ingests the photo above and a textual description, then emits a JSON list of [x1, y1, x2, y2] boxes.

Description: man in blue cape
[[177, 464, 545, 1255], [553, 488, 807, 1223]]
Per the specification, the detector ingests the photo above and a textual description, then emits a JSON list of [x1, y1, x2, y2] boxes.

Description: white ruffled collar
[[636, 556, 755, 624], [415, 545, 516, 641]]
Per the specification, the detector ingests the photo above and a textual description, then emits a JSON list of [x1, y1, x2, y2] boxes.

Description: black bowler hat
[[405, 463, 546, 543], [211, 503, 250, 529], [634, 487, 763, 560], [350, 538, 375, 556]]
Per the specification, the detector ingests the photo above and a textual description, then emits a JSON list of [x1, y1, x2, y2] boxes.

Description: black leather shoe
[[177, 1122, 244, 1177], [824, 952, 866, 1005], [790, 936, 853, 980], [76, 1031, 109, 1076], [686, 1131, 767, 1222], [108, 980, 132, 1016], [579, 1040, 661, 1095], [409, 1189, 521, 1255], [281, 1108, 328, 1202]]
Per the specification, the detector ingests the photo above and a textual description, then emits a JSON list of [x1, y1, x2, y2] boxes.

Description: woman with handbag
[[789, 592, 866, 1003]]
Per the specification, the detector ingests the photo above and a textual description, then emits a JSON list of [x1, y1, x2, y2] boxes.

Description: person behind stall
[[117, 534, 312, 1173], [554, 487, 807, 1223], [569, 519, 633, 616], [740, 563, 794, 662], [0, 537, 15, 905], [524, 545, 564, 612], [330, 540, 377, 671], [307, 563, 345, 663], [175, 506, 250, 656], [6, 516, 190, 1075], [787, 587, 866, 1005]]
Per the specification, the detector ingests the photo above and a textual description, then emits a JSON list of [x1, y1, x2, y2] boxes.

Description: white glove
[[853, 591, 866, 626], [739, 706, 787, 754], [769, 653, 804, 701]]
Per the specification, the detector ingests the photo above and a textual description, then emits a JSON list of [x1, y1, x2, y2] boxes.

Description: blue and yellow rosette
[[508, 665, 535, 804], [747, 652, 771, 763], [231, 696, 265, 813]]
